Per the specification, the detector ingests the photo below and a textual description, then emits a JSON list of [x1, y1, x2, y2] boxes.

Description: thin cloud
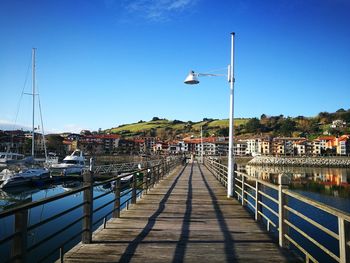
[[119, 0, 198, 22], [0, 119, 29, 131], [57, 124, 86, 134]]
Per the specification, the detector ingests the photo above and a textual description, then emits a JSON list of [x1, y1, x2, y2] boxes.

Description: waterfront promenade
[[64, 162, 298, 262]]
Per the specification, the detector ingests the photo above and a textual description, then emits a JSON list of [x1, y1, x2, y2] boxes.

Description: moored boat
[[0, 168, 50, 189], [50, 150, 86, 175], [0, 152, 33, 167]]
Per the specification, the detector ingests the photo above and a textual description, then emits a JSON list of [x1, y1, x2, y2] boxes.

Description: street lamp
[[184, 32, 235, 198]]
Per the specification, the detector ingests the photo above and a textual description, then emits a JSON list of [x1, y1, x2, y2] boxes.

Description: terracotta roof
[[90, 134, 120, 139], [317, 136, 336, 141]]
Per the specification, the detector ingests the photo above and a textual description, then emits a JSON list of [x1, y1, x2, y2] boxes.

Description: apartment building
[[246, 138, 261, 156], [234, 141, 247, 156], [336, 135, 350, 155], [272, 137, 303, 156], [260, 137, 272, 155]]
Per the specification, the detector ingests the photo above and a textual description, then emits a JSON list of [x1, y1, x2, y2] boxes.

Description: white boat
[[103, 173, 134, 190], [0, 152, 33, 167], [50, 150, 86, 175], [120, 174, 133, 183], [0, 168, 50, 189]]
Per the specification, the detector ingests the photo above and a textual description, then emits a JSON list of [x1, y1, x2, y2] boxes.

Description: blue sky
[[0, 0, 349, 133]]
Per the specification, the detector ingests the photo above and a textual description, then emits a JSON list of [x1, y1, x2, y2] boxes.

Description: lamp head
[[184, 70, 199, 85]]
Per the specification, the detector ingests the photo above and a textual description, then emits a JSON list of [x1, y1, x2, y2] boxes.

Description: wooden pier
[[63, 162, 299, 262]]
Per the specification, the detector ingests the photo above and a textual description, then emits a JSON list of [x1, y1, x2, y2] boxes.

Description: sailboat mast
[[32, 48, 36, 158]]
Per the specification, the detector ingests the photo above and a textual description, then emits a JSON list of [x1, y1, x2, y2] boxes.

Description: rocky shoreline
[[248, 156, 350, 168]]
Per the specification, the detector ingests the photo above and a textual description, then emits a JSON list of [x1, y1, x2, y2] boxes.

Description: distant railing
[[91, 158, 167, 175], [204, 157, 350, 263], [0, 156, 182, 263]]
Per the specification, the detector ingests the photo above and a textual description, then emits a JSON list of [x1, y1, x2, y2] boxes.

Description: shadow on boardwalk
[[64, 162, 299, 263], [118, 164, 188, 263]]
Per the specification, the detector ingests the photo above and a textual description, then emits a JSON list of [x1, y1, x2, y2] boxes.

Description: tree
[[157, 128, 167, 140], [317, 112, 331, 124], [296, 118, 311, 133], [245, 118, 261, 133], [217, 127, 229, 137], [341, 111, 350, 122], [202, 129, 210, 137], [279, 118, 296, 136], [152, 117, 160, 121], [46, 134, 65, 155], [172, 119, 183, 124]]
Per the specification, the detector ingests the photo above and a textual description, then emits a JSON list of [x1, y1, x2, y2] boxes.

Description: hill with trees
[[105, 109, 350, 140]]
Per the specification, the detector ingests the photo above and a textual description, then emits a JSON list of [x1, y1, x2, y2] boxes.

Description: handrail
[[0, 155, 183, 263], [283, 189, 350, 222], [0, 185, 89, 219], [204, 156, 350, 263]]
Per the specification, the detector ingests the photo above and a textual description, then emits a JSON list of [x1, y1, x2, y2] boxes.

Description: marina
[[1, 1, 350, 262], [0, 157, 349, 262]]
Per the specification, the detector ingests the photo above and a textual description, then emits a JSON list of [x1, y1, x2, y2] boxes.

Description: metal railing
[[0, 156, 182, 263], [204, 157, 350, 263], [91, 158, 167, 175]]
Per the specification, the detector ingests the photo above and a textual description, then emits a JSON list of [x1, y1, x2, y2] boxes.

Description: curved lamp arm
[[184, 66, 231, 85]]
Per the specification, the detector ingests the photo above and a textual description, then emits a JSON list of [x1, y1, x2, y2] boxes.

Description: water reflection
[[0, 186, 40, 210], [243, 165, 350, 198]]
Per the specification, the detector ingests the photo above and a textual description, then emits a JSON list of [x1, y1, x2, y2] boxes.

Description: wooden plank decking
[[64, 162, 299, 262]]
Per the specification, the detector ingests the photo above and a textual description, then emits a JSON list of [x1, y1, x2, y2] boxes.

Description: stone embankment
[[248, 156, 350, 168]]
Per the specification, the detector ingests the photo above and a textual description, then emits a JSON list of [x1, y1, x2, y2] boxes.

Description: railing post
[[155, 166, 158, 184], [157, 165, 161, 180], [221, 165, 225, 184], [60, 246, 64, 263], [255, 181, 261, 221], [157, 164, 161, 182], [162, 160, 166, 178], [278, 173, 290, 248], [241, 174, 245, 206], [165, 159, 169, 174], [338, 217, 350, 263], [220, 164, 224, 184], [11, 209, 28, 263], [151, 167, 155, 187], [131, 173, 137, 204], [82, 158, 94, 244], [113, 178, 121, 218], [143, 169, 148, 193]]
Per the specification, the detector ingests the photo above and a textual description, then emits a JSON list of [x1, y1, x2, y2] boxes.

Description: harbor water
[[0, 179, 138, 262]]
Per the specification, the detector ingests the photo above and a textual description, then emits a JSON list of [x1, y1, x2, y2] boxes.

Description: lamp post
[[184, 32, 235, 198]]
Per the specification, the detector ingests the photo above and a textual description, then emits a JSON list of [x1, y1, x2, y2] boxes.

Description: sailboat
[[0, 49, 50, 189]]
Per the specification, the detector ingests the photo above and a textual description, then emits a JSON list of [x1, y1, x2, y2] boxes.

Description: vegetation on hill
[[106, 117, 242, 139], [106, 109, 350, 140]]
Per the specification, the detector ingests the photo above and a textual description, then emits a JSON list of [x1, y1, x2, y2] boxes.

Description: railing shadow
[[116, 163, 188, 263], [197, 163, 237, 262], [171, 161, 193, 263]]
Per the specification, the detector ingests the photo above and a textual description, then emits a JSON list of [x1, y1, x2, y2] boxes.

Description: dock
[[63, 162, 298, 262]]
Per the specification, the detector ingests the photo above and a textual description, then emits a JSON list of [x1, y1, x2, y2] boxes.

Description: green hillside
[[106, 109, 350, 140], [106, 118, 249, 139]]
